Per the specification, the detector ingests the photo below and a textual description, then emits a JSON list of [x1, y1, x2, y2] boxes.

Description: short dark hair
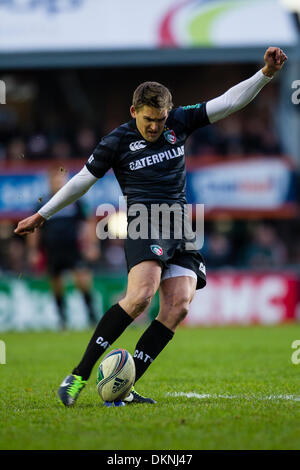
[[132, 81, 173, 112]]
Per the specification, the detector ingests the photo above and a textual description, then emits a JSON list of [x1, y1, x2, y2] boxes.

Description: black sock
[[54, 294, 66, 326], [133, 319, 174, 383], [82, 291, 97, 324], [72, 304, 133, 380]]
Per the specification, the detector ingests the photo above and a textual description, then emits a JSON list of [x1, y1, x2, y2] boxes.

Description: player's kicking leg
[[124, 273, 197, 404], [58, 261, 161, 406]]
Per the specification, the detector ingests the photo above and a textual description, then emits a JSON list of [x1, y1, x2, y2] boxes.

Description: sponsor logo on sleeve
[[182, 104, 201, 110]]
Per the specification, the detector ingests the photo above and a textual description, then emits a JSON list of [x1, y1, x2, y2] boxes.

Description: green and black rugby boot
[[124, 387, 156, 404], [58, 374, 87, 406]]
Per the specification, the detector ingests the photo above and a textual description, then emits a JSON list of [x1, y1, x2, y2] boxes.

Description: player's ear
[[130, 105, 136, 118]]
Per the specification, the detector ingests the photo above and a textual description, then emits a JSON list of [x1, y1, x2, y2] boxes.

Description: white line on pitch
[[166, 392, 300, 402]]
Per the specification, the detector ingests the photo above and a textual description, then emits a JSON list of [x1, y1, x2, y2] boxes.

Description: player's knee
[[172, 292, 192, 323], [173, 302, 189, 326], [159, 295, 190, 329], [124, 287, 155, 318]]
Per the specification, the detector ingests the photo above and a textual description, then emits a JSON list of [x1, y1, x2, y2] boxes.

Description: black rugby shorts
[[124, 237, 206, 290], [45, 246, 86, 276]]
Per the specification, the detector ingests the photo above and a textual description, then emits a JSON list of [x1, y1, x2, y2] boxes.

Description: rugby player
[[15, 47, 287, 406]]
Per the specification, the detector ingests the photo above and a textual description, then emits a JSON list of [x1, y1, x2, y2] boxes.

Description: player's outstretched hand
[[14, 212, 45, 236], [262, 47, 288, 77]]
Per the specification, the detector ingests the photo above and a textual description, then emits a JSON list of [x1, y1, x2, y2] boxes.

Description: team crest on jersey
[[150, 245, 163, 256], [164, 130, 176, 144]]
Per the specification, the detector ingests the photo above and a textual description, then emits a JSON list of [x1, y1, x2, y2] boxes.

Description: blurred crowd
[[0, 127, 97, 163], [0, 63, 282, 164], [201, 219, 292, 269], [0, 114, 281, 164]]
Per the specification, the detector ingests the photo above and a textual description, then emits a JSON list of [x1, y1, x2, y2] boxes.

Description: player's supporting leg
[[124, 275, 196, 404], [50, 275, 67, 329], [73, 268, 97, 326], [58, 261, 161, 406]]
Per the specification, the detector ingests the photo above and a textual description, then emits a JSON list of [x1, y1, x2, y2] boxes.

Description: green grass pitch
[[0, 324, 300, 450]]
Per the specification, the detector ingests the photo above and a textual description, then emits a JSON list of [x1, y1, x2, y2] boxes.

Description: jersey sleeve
[[172, 103, 210, 135], [85, 129, 121, 178]]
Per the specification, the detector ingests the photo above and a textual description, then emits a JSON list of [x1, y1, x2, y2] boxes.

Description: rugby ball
[[96, 348, 135, 402]]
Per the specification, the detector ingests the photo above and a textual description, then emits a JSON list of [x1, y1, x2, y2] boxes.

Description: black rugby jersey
[[86, 103, 209, 207]]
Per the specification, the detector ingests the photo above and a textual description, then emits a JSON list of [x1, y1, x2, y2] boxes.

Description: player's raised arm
[[14, 166, 98, 236], [206, 46, 287, 124]]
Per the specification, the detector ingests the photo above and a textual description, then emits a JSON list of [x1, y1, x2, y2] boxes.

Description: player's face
[[130, 105, 169, 142]]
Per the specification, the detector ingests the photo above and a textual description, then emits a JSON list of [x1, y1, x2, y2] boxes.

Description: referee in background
[[27, 167, 99, 328]]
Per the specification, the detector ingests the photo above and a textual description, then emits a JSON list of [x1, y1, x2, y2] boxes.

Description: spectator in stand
[[202, 231, 233, 268], [51, 139, 72, 160], [186, 125, 220, 157], [215, 115, 244, 156], [74, 127, 97, 159], [5, 235, 27, 273], [27, 133, 49, 160], [0, 221, 29, 274], [240, 223, 287, 268], [259, 127, 281, 155], [241, 115, 266, 155], [5, 137, 26, 162]]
